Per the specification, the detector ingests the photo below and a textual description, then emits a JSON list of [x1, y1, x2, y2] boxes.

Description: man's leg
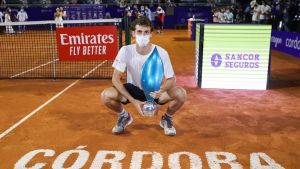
[[158, 86, 187, 136], [159, 86, 187, 115], [101, 87, 133, 134], [101, 87, 123, 114]]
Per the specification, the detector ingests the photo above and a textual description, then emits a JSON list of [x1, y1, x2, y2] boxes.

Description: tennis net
[[0, 18, 124, 79]]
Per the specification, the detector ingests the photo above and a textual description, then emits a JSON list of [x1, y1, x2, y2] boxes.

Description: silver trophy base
[[142, 101, 158, 117]]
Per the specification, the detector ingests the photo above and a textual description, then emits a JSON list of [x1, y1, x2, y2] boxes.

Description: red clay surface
[[0, 30, 299, 169]]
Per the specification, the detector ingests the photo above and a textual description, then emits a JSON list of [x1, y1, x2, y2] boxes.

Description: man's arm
[[160, 77, 175, 93], [112, 69, 135, 103], [150, 77, 175, 99], [112, 69, 145, 115]]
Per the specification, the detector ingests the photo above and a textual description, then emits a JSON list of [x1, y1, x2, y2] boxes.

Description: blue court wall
[[271, 30, 300, 58]]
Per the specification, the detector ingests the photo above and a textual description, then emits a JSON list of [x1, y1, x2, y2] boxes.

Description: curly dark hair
[[130, 16, 154, 32]]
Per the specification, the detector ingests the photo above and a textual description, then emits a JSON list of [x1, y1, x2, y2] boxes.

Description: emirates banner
[[56, 26, 118, 61]]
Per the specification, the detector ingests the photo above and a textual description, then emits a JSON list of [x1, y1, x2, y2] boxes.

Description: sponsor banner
[[64, 5, 106, 20], [56, 26, 118, 61], [201, 25, 272, 90], [271, 30, 300, 58]]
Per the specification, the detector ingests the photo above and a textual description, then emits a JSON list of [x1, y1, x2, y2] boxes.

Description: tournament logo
[[211, 53, 222, 67]]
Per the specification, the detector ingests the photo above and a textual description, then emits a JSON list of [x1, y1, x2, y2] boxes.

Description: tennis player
[[101, 16, 186, 136], [0, 10, 3, 23], [17, 8, 28, 32], [4, 8, 14, 34]]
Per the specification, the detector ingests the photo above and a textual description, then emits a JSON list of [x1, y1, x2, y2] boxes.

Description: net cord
[[0, 18, 123, 26]]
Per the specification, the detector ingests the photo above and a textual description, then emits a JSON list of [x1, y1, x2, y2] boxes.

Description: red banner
[[56, 26, 118, 61]]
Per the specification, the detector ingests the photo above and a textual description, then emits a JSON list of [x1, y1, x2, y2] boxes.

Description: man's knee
[[168, 86, 187, 102], [100, 87, 119, 105]]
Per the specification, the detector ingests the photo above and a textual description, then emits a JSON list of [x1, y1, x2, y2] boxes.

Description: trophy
[[141, 47, 164, 117]]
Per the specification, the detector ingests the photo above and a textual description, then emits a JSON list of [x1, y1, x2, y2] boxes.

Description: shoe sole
[[126, 116, 133, 128]]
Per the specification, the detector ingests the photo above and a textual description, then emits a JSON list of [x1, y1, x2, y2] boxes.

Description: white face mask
[[135, 34, 150, 48]]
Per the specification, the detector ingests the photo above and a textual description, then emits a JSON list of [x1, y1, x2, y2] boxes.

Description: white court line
[[10, 59, 59, 78], [0, 60, 108, 140], [82, 60, 107, 79], [204, 48, 269, 51], [0, 80, 79, 140]]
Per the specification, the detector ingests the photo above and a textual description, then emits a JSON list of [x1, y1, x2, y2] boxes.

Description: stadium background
[[0, 0, 299, 169]]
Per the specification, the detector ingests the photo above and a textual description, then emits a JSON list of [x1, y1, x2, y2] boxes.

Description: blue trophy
[[141, 47, 164, 116]]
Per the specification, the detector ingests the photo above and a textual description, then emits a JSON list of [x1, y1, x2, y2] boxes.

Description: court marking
[[0, 80, 79, 140], [10, 59, 59, 78], [204, 48, 269, 51], [82, 60, 107, 79], [0, 60, 107, 140]]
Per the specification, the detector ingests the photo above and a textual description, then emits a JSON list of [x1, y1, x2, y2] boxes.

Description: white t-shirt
[[4, 13, 11, 22], [156, 8, 165, 16], [252, 6, 260, 22], [258, 5, 265, 20], [0, 12, 3, 22], [17, 11, 28, 22], [218, 12, 225, 23], [112, 44, 175, 90], [259, 5, 272, 20], [145, 8, 152, 21], [224, 12, 233, 23]]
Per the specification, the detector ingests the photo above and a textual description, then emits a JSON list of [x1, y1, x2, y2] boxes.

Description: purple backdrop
[[271, 30, 300, 58]]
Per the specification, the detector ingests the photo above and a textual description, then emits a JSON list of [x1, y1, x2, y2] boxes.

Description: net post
[[50, 24, 56, 80], [118, 19, 123, 49], [197, 24, 204, 87], [125, 16, 131, 45]]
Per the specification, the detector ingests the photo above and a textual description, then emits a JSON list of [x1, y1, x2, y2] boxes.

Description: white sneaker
[[112, 113, 133, 134], [160, 115, 176, 136]]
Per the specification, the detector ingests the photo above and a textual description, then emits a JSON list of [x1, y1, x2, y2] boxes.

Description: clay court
[[0, 30, 299, 168]]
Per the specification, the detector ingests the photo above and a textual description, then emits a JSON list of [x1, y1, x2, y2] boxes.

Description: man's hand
[[150, 89, 164, 99], [132, 99, 145, 116], [150, 77, 175, 99]]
